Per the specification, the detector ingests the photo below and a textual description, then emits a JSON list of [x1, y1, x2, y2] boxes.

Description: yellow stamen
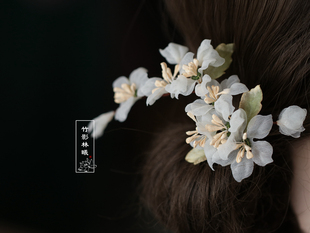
[[160, 62, 173, 83], [113, 83, 136, 103], [206, 124, 224, 132], [204, 85, 220, 104], [187, 112, 197, 122], [236, 148, 245, 163], [182, 59, 199, 78]]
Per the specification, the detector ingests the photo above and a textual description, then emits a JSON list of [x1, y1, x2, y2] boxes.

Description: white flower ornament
[[277, 106, 307, 138], [113, 67, 148, 121], [88, 39, 307, 182]]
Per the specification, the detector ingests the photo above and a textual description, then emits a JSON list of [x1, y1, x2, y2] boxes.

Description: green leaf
[[204, 43, 234, 80], [239, 85, 263, 127], [185, 147, 207, 165]]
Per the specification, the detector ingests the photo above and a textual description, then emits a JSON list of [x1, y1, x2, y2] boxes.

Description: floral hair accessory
[[89, 40, 307, 182]]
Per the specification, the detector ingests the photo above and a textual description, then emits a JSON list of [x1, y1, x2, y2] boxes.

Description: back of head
[[140, 1, 310, 232]]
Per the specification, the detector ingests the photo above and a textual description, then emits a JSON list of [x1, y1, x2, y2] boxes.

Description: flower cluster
[[89, 40, 307, 182]]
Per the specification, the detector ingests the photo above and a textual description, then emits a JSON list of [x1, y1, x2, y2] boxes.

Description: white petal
[[251, 140, 273, 166], [214, 94, 235, 121], [159, 43, 189, 64], [128, 67, 148, 94], [213, 150, 236, 167], [88, 111, 115, 139], [217, 133, 237, 160], [220, 75, 240, 90], [112, 76, 129, 88], [227, 83, 249, 96], [203, 141, 218, 170], [197, 39, 225, 72], [195, 75, 212, 97], [165, 76, 187, 99], [114, 97, 137, 122], [140, 77, 162, 96], [165, 75, 196, 99], [146, 87, 167, 106], [230, 157, 254, 182], [185, 99, 213, 116], [277, 106, 307, 138], [179, 52, 195, 74], [229, 108, 247, 134], [247, 114, 273, 139]]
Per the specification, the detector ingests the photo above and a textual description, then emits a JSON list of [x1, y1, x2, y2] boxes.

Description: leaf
[[204, 43, 234, 80], [185, 147, 207, 165], [239, 85, 263, 127]]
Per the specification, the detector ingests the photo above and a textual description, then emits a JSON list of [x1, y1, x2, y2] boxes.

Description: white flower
[[195, 75, 249, 101], [182, 39, 225, 77], [88, 111, 115, 139], [277, 105, 307, 138], [140, 62, 176, 105], [159, 42, 189, 64], [113, 67, 148, 121], [222, 110, 274, 182]]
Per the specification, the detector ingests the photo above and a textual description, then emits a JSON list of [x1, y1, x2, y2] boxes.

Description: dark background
[[1, 0, 181, 232]]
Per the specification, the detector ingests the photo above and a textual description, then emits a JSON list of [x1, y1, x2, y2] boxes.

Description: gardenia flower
[[277, 105, 307, 138], [113, 67, 148, 121]]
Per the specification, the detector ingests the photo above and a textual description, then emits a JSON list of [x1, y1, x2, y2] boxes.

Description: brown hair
[[140, 0, 310, 232]]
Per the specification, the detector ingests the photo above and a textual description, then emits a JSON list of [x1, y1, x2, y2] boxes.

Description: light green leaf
[[204, 43, 234, 80], [239, 85, 263, 127], [185, 147, 207, 165]]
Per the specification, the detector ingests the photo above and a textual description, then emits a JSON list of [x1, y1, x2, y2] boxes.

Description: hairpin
[[89, 39, 307, 182]]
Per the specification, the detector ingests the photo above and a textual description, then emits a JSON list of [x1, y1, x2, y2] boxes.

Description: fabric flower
[[219, 110, 274, 182], [140, 62, 175, 106], [88, 111, 115, 139], [113, 67, 148, 121], [195, 74, 249, 101], [277, 105, 307, 138], [182, 39, 225, 77]]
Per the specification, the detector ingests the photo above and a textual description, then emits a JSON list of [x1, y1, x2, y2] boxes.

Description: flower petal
[[217, 133, 237, 160], [214, 94, 235, 121], [229, 108, 247, 134], [251, 140, 273, 166], [213, 150, 235, 167], [227, 83, 249, 96], [203, 142, 218, 170], [197, 39, 225, 73], [165, 76, 197, 99], [247, 114, 273, 139], [195, 75, 212, 97], [230, 156, 254, 182], [114, 97, 137, 122], [88, 111, 115, 139], [159, 43, 189, 64], [140, 77, 162, 96], [128, 67, 148, 94], [179, 52, 195, 74], [220, 75, 240, 90], [112, 76, 129, 88], [277, 105, 307, 138], [146, 87, 167, 106], [185, 99, 213, 116]]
